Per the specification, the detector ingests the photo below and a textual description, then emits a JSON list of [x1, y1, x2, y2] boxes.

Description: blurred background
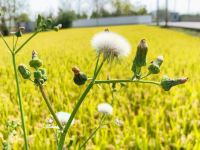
[[0, 0, 200, 35]]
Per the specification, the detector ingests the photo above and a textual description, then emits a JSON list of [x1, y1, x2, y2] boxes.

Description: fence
[[72, 15, 152, 27]]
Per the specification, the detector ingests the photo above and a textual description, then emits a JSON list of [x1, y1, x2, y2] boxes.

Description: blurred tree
[[55, 9, 77, 28], [0, 0, 28, 35], [16, 13, 30, 22]]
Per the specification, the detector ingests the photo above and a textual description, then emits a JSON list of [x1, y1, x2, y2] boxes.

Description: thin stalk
[[39, 85, 63, 130], [14, 37, 18, 50], [0, 32, 13, 53], [15, 31, 39, 54], [78, 115, 106, 150], [94, 79, 161, 86], [58, 59, 105, 150], [11, 53, 29, 150], [141, 72, 151, 79]]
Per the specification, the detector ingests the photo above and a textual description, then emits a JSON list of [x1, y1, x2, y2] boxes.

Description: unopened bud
[[29, 51, 43, 69], [132, 39, 148, 78], [53, 24, 62, 31], [161, 75, 188, 91], [148, 55, 164, 74], [72, 67, 87, 85], [39, 68, 48, 81], [19, 27, 25, 31], [15, 30, 22, 37], [18, 64, 31, 79], [34, 70, 42, 79]]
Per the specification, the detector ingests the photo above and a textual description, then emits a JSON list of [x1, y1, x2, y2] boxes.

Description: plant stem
[[78, 115, 106, 150], [0, 32, 13, 53], [11, 53, 29, 150], [58, 60, 105, 150], [141, 72, 151, 79], [39, 85, 63, 130], [15, 31, 39, 54], [94, 79, 161, 86]]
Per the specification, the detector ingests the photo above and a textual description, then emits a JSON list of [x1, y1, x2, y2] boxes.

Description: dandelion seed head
[[97, 103, 113, 115], [91, 31, 131, 59], [56, 112, 74, 126]]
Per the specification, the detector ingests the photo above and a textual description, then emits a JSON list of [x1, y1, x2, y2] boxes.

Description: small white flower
[[97, 103, 113, 115], [115, 118, 124, 127], [92, 31, 131, 58], [56, 112, 74, 126]]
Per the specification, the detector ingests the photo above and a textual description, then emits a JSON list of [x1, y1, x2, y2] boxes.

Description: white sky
[[29, 0, 200, 19]]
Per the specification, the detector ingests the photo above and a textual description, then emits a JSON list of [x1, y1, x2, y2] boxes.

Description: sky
[[28, 0, 200, 19]]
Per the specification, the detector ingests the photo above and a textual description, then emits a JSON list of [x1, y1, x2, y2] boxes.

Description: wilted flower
[[161, 75, 188, 91], [72, 67, 87, 86], [97, 103, 113, 115], [56, 112, 74, 126], [92, 30, 131, 60]]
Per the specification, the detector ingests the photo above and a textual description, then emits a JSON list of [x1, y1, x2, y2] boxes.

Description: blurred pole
[[165, 0, 168, 27], [187, 0, 190, 13], [156, 0, 159, 26], [96, 0, 99, 26], [78, 0, 81, 17]]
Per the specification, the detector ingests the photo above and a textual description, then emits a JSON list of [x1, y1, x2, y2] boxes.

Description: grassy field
[[0, 25, 200, 149]]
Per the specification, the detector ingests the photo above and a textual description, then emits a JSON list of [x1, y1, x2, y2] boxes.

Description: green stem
[[11, 53, 29, 150], [0, 32, 13, 53], [78, 115, 106, 150], [140, 72, 151, 79], [58, 60, 105, 150], [94, 79, 161, 86], [15, 31, 39, 54], [39, 85, 63, 130]]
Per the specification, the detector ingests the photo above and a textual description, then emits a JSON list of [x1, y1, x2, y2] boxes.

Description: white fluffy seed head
[[97, 103, 113, 115], [91, 31, 131, 58], [56, 112, 74, 126], [157, 55, 164, 61]]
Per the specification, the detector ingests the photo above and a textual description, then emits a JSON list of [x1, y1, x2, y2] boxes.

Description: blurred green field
[[0, 25, 200, 150]]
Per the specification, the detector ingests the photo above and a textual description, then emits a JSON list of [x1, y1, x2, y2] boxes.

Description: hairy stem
[[78, 115, 106, 150], [58, 59, 105, 150], [39, 85, 63, 130], [94, 79, 161, 86], [12, 53, 29, 150]]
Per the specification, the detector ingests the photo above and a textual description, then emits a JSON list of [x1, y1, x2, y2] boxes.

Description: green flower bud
[[34, 79, 44, 85], [148, 55, 164, 74], [132, 39, 148, 79], [72, 67, 87, 85], [15, 30, 22, 37], [161, 75, 188, 91], [18, 64, 31, 79], [39, 68, 48, 81], [29, 51, 43, 69], [34, 70, 42, 79], [29, 58, 42, 69]]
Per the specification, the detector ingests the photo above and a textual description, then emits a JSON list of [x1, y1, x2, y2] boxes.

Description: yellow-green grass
[[0, 25, 200, 149]]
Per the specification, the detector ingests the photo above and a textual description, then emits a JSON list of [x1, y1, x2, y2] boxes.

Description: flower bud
[[134, 39, 148, 67], [53, 24, 62, 32], [72, 67, 87, 85], [18, 64, 31, 79], [34, 70, 42, 79], [15, 30, 22, 37], [132, 39, 148, 78], [39, 68, 48, 81], [161, 75, 188, 91], [29, 51, 43, 69], [148, 55, 164, 74]]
